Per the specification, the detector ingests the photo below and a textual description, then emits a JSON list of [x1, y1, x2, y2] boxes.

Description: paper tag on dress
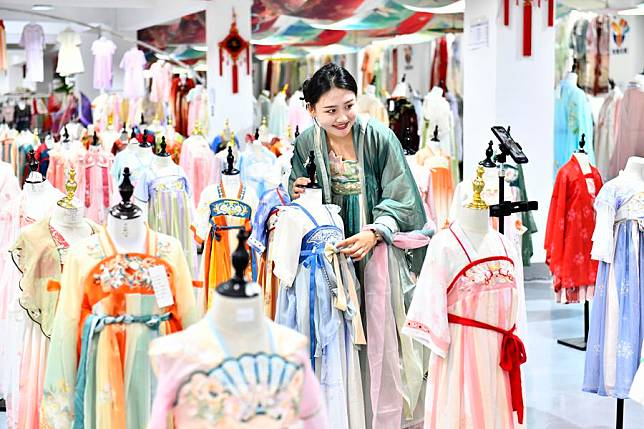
[[248, 236, 265, 253], [148, 265, 174, 308], [235, 307, 255, 323]]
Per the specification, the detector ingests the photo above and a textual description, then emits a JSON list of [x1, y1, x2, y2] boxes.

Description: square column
[[206, 0, 253, 139], [463, 0, 555, 262]]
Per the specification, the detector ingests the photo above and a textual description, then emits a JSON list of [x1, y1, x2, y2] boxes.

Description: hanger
[[216, 228, 257, 298], [109, 167, 142, 220]]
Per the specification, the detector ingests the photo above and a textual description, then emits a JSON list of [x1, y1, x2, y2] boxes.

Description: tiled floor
[[1, 277, 642, 428], [525, 279, 644, 428]]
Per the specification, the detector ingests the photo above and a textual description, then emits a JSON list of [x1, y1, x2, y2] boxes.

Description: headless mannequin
[[455, 166, 493, 249], [573, 134, 595, 194], [151, 138, 176, 173], [566, 72, 578, 86], [106, 168, 147, 253], [295, 151, 325, 217], [209, 293, 270, 355], [624, 156, 644, 180], [429, 85, 444, 98], [50, 171, 94, 243]]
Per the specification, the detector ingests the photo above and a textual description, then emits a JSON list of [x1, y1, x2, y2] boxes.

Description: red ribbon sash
[[448, 313, 527, 424]]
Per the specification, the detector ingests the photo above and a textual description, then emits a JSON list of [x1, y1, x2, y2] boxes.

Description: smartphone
[[490, 126, 529, 164]]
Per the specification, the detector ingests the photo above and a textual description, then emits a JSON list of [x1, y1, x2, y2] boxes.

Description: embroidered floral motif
[[210, 199, 251, 219], [616, 341, 634, 360], [42, 381, 74, 428], [455, 259, 515, 295], [306, 226, 343, 247], [92, 254, 165, 291], [175, 353, 304, 426]]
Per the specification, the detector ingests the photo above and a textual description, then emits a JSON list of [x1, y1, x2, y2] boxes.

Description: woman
[[289, 63, 428, 428]]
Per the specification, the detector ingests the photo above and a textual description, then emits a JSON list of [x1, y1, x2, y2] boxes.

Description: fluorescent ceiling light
[[32, 4, 54, 11], [403, 0, 464, 14], [192, 45, 208, 52]]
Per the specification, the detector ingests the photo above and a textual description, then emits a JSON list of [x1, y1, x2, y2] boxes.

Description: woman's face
[[309, 87, 357, 139]]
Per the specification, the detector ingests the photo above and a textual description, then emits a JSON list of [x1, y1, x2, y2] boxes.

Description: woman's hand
[[337, 230, 378, 261], [292, 177, 310, 199]]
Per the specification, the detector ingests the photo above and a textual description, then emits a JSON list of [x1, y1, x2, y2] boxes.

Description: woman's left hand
[[337, 230, 378, 261]]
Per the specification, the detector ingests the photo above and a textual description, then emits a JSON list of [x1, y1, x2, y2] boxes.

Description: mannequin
[[454, 166, 492, 248], [221, 145, 241, 198], [50, 168, 94, 242], [296, 150, 323, 208], [151, 137, 175, 172], [211, 229, 268, 355], [624, 156, 644, 179], [106, 167, 146, 253], [634, 72, 644, 87], [566, 71, 579, 87]]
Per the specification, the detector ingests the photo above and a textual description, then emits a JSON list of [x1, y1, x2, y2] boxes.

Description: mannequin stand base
[[556, 337, 586, 351]]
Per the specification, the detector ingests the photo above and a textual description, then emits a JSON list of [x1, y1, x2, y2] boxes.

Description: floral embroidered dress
[[10, 218, 99, 429], [583, 171, 644, 399], [192, 183, 257, 311], [78, 145, 114, 224], [545, 156, 603, 303], [403, 222, 527, 429], [148, 317, 328, 428], [135, 165, 197, 276], [273, 203, 366, 429], [41, 227, 198, 429]]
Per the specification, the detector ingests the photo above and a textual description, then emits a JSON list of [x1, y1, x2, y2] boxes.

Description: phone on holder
[[491, 126, 529, 164]]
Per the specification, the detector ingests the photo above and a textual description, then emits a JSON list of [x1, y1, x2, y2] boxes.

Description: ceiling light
[[192, 45, 208, 52], [32, 4, 54, 11]]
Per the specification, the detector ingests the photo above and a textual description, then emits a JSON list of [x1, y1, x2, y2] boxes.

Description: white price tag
[[235, 307, 256, 323], [148, 265, 174, 308]]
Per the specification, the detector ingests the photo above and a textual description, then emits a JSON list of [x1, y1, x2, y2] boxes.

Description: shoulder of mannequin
[[149, 319, 206, 358], [266, 320, 308, 357]]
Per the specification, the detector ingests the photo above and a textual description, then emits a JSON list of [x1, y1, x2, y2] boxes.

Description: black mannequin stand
[[216, 228, 257, 298]]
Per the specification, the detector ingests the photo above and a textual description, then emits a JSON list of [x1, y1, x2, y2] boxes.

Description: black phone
[[490, 126, 528, 164]]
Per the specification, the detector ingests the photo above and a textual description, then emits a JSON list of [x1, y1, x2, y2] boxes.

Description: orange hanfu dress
[[41, 227, 198, 429]]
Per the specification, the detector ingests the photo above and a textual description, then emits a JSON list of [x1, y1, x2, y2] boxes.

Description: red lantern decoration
[[218, 9, 250, 94], [503, 0, 554, 57]]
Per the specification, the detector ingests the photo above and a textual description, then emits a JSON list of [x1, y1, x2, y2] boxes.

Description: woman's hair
[[302, 63, 358, 106]]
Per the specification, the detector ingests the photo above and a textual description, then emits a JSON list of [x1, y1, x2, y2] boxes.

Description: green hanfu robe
[[288, 116, 429, 426]]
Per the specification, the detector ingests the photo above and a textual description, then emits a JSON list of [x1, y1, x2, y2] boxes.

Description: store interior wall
[[609, 15, 644, 87]]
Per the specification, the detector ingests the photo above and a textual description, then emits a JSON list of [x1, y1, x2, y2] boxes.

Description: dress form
[[50, 168, 93, 243], [455, 166, 492, 249], [106, 167, 147, 253], [151, 137, 176, 174], [624, 156, 644, 180], [296, 150, 325, 214]]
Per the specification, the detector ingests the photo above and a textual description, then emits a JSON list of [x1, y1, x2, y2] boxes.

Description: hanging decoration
[[503, 0, 555, 57], [218, 9, 250, 94]]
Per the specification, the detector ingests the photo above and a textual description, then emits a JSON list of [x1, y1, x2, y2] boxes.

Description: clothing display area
[[0, 1, 643, 429]]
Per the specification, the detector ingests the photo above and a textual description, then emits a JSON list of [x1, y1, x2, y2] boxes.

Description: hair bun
[[301, 78, 311, 103]]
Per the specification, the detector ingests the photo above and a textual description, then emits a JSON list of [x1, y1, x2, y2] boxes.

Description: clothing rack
[[0, 6, 204, 85]]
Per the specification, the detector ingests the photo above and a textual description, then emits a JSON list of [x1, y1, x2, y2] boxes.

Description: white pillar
[[463, 0, 555, 262], [206, 0, 253, 140]]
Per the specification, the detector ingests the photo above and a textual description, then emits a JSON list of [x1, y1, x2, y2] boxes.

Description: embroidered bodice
[[328, 151, 362, 196]]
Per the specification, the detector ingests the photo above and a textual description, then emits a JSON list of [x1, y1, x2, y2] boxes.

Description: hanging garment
[[403, 223, 527, 429], [609, 86, 644, 178], [1, 183, 63, 429], [192, 183, 256, 311], [269, 91, 289, 138], [239, 144, 278, 200], [111, 146, 151, 186], [387, 97, 419, 155], [356, 87, 389, 126], [34, 142, 50, 176], [631, 341, 644, 405], [119, 47, 147, 99], [420, 89, 454, 157], [134, 165, 197, 276], [273, 203, 366, 429], [41, 227, 198, 429], [148, 317, 328, 428], [249, 186, 291, 318], [149, 60, 172, 104], [179, 134, 219, 205], [430, 36, 448, 92], [554, 79, 595, 173], [583, 171, 644, 399], [583, 16, 610, 96], [169, 77, 195, 136], [77, 145, 114, 225], [594, 86, 623, 180], [257, 89, 272, 124], [56, 28, 84, 77], [186, 85, 207, 135], [15, 131, 36, 187], [570, 19, 590, 89], [91, 37, 117, 90], [545, 156, 603, 303], [0, 20, 7, 72], [46, 145, 85, 194], [514, 164, 538, 266], [10, 218, 99, 429], [20, 23, 45, 82], [287, 90, 314, 135], [14, 103, 32, 132]]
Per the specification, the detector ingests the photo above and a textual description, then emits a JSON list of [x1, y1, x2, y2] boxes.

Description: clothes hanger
[[216, 228, 257, 298], [109, 167, 142, 219]]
